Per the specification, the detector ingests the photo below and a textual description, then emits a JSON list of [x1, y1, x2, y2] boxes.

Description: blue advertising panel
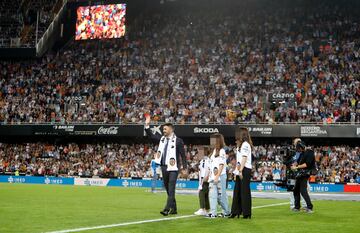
[[0, 175, 74, 185], [0, 176, 344, 192]]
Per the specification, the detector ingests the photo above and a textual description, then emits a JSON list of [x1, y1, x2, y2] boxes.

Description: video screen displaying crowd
[[75, 4, 126, 40], [0, 143, 359, 184], [1, 0, 359, 124]]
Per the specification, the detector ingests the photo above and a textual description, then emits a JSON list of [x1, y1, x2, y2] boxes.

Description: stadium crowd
[[0, 142, 359, 184], [0, 0, 22, 47], [0, 0, 61, 47], [1, 0, 359, 124], [24, 0, 60, 45]]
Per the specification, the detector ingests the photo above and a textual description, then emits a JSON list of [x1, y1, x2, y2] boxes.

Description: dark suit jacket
[[145, 127, 187, 169], [297, 149, 315, 175]]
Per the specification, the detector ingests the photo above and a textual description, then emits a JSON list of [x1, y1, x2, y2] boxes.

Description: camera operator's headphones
[[295, 140, 306, 151]]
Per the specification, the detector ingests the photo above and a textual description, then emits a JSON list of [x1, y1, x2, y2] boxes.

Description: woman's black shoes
[[228, 213, 240, 218], [160, 208, 177, 216], [243, 215, 251, 219], [160, 210, 169, 216]]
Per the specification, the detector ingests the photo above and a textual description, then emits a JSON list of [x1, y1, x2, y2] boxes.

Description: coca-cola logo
[[97, 126, 119, 135]]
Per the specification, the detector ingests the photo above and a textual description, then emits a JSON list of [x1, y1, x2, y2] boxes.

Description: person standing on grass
[[229, 127, 253, 219], [289, 140, 310, 210], [229, 136, 243, 219], [207, 133, 230, 218], [144, 115, 187, 216], [194, 146, 211, 216], [290, 138, 315, 213]]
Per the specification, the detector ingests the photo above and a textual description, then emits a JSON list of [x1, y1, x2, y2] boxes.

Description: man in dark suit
[[144, 115, 187, 216]]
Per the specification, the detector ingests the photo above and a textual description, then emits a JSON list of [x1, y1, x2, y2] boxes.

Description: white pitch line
[[252, 202, 289, 209], [45, 214, 196, 233], [45, 202, 289, 233]]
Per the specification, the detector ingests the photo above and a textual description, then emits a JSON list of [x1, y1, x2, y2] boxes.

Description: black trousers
[[199, 182, 210, 210], [293, 176, 313, 210], [231, 168, 252, 216], [231, 175, 242, 215], [161, 166, 178, 211]]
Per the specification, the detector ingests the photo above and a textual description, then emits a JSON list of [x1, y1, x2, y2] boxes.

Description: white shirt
[[210, 148, 227, 175], [239, 141, 252, 169], [199, 156, 210, 178], [209, 155, 225, 182]]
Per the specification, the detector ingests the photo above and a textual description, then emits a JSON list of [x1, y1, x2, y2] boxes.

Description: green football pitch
[[0, 183, 359, 233]]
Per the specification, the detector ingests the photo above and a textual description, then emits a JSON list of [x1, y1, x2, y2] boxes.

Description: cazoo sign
[[269, 92, 295, 102]]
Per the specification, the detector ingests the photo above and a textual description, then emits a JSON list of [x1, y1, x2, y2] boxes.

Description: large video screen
[[75, 4, 126, 40]]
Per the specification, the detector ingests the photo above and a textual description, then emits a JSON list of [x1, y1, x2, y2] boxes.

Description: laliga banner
[[1, 176, 354, 193]]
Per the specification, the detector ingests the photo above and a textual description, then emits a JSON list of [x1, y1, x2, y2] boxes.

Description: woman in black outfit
[[229, 127, 253, 219]]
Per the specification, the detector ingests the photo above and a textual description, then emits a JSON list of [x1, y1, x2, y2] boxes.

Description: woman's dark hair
[[210, 133, 226, 157], [210, 133, 226, 149], [235, 127, 254, 149]]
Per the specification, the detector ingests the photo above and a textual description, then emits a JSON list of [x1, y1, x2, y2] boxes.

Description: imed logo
[[256, 183, 264, 191], [176, 183, 186, 188], [122, 180, 129, 187], [7, 176, 25, 183], [44, 177, 51, 184], [84, 179, 91, 186]]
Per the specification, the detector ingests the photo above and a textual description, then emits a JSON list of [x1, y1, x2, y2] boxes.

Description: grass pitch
[[0, 183, 359, 233]]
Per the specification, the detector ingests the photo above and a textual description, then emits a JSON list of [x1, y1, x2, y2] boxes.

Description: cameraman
[[290, 138, 314, 213]]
